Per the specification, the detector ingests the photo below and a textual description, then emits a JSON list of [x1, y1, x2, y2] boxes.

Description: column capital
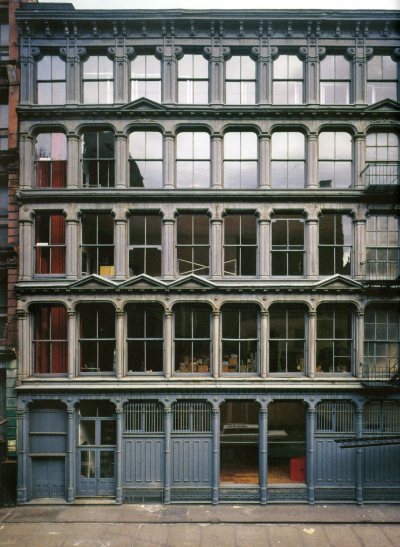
[[256, 207, 273, 222], [260, 310, 269, 318], [308, 310, 317, 318], [156, 45, 183, 62], [203, 45, 231, 63], [164, 309, 173, 318], [299, 46, 326, 62], [346, 46, 373, 63], [212, 309, 221, 318], [251, 45, 278, 62], [116, 310, 124, 319], [112, 207, 129, 222]]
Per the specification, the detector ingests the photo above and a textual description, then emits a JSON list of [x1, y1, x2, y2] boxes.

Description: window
[[79, 303, 115, 373], [0, 269, 6, 341], [127, 304, 163, 373], [35, 133, 67, 188], [367, 55, 397, 104], [35, 213, 66, 275], [124, 401, 164, 433], [172, 401, 211, 433], [82, 130, 114, 187], [81, 214, 114, 276], [364, 305, 399, 373], [221, 306, 258, 374], [178, 54, 208, 104], [130, 55, 161, 102], [365, 132, 399, 186], [36, 55, 66, 105], [271, 216, 304, 276], [316, 304, 353, 373], [83, 55, 113, 104], [318, 132, 352, 188], [0, 90, 7, 151], [0, 175, 6, 246], [0, 23, 9, 60], [129, 131, 162, 188], [174, 305, 211, 374], [320, 55, 350, 104], [32, 305, 67, 374], [128, 214, 161, 277], [269, 305, 306, 373], [225, 55, 256, 104], [223, 132, 258, 188], [316, 401, 355, 434], [176, 132, 210, 188], [319, 214, 352, 275], [363, 401, 400, 435], [271, 132, 305, 188], [366, 216, 399, 279], [177, 214, 209, 275], [273, 54, 303, 104], [224, 214, 257, 276]]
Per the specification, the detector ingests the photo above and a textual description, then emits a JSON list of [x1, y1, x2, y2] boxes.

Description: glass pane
[[147, 307, 163, 338], [224, 133, 240, 159], [101, 421, 116, 445], [100, 451, 114, 478], [175, 307, 192, 338], [336, 133, 352, 159], [128, 340, 145, 372], [335, 308, 352, 338], [177, 132, 193, 159], [289, 133, 305, 159], [319, 133, 334, 159], [193, 133, 210, 159], [193, 54, 208, 78], [241, 246, 256, 275], [272, 132, 288, 159], [193, 309, 210, 338], [224, 215, 240, 244], [222, 309, 239, 338], [146, 216, 161, 245], [193, 81, 208, 103], [319, 247, 334, 275], [127, 306, 144, 338], [241, 309, 258, 338], [37, 56, 52, 79], [129, 215, 145, 245], [241, 215, 257, 244], [319, 215, 334, 244], [320, 56, 334, 79], [272, 251, 287, 275], [80, 450, 95, 478], [79, 420, 95, 445], [272, 220, 287, 246], [241, 133, 258, 159], [193, 215, 209, 244], [177, 215, 192, 244], [274, 55, 288, 78], [146, 340, 163, 372]]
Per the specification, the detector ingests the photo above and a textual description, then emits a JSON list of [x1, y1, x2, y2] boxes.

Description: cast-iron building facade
[[15, 3, 399, 504]]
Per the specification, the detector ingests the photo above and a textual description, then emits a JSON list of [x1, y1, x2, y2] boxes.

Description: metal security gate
[[123, 401, 164, 502]]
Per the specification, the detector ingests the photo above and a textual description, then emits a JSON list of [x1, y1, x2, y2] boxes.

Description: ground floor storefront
[[16, 390, 400, 504]]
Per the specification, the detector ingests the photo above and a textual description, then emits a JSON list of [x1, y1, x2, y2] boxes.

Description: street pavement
[[0, 503, 399, 546]]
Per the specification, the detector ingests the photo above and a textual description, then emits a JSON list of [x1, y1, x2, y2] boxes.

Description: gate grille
[[363, 401, 400, 435], [316, 401, 355, 434], [124, 401, 164, 433], [172, 401, 212, 433]]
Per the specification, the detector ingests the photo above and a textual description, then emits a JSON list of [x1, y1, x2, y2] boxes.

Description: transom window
[[82, 130, 114, 188], [130, 55, 161, 103], [178, 54, 208, 104], [367, 55, 397, 104], [176, 214, 209, 275], [319, 214, 352, 276], [269, 304, 306, 374], [32, 304, 67, 374], [128, 214, 162, 277], [172, 401, 212, 433], [224, 214, 257, 276], [221, 305, 258, 374], [35, 133, 67, 188], [124, 401, 164, 433], [223, 132, 258, 188], [35, 213, 66, 275], [365, 216, 399, 279], [320, 55, 350, 104], [83, 55, 113, 104], [364, 305, 399, 373], [129, 131, 163, 188], [272, 54, 303, 104], [316, 401, 355, 434], [79, 303, 115, 373], [36, 55, 66, 105], [225, 55, 256, 104], [174, 305, 211, 374], [318, 132, 352, 188], [316, 304, 353, 374], [363, 401, 400, 435], [271, 132, 305, 188], [271, 216, 304, 276], [81, 213, 114, 276], [176, 132, 210, 188], [126, 304, 164, 374]]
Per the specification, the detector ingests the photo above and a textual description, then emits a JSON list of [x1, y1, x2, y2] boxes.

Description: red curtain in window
[[51, 306, 67, 373], [50, 215, 66, 274], [34, 306, 50, 373], [52, 161, 67, 188], [34, 306, 67, 374], [36, 162, 51, 188]]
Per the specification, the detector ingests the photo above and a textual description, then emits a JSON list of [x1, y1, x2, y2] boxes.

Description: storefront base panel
[[219, 487, 260, 503], [123, 488, 163, 504], [363, 488, 400, 502], [268, 486, 308, 502], [170, 488, 212, 503], [314, 487, 356, 502]]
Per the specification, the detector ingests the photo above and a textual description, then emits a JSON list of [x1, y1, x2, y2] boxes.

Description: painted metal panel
[[315, 438, 355, 485], [31, 458, 65, 498], [363, 445, 400, 484], [171, 437, 212, 485], [30, 434, 66, 454], [123, 438, 163, 485], [30, 409, 67, 433]]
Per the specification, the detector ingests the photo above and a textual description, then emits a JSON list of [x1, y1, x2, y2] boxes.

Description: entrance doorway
[[268, 401, 306, 484], [220, 401, 259, 484]]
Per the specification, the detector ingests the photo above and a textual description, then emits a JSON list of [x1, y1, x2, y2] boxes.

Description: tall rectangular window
[[367, 55, 397, 104], [271, 132, 305, 188], [0, 90, 8, 151], [225, 55, 256, 104], [176, 132, 210, 188], [0, 23, 9, 60], [0, 269, 7, 342], [269, 305, 305, 373], [129, 131, 162, 188], [365, 132, 399, 187], [223, 132, 258, 188], [319, 214, 352, 276], [222, 306, 258, 374], [273, 55, 303, 104], [32, 305, 67, 374], [318, 132, 352, 188], [224, 214, 257, 276], [83, 55, 113, 104], [35, 133, 67, 188], [0, 175, 7, 246], [35, 213, 66, 275], [316, 305, 353, 373], [128, 214, 161, 277], [177, 214, 209, 275], [82, 130, 114, 188], [36, 55, 66, 105], [366, 215, 399, 279], [127, 304, 163, 373], [364, 305, 399, 373], [174, 305, 211, 374], [130, 55, 161, 102], [81, 214, 114, 276], [79, 303, 115, 373], [178, 54, 208, 104], [320, 55, 350, 104], [271, 216, 304, 276]]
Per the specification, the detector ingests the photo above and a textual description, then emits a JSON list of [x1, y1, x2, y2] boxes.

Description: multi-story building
[[14, 3, 399, 505]]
